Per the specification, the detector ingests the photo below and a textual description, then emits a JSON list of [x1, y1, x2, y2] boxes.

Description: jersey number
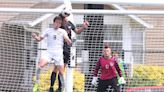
[[53, 35, 56, 40]]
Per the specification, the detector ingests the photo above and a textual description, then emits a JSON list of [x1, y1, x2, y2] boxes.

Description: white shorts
[[41, 51, 64, 65]]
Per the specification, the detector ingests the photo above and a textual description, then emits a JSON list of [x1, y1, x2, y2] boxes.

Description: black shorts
[[97, 77, 120, 92], [63, 50, 70, 64]]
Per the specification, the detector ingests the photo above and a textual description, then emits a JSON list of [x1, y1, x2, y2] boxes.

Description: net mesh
[[0, 1, 164, 92]]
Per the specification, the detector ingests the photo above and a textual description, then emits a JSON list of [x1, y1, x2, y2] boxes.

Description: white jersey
[[41, 28, 67, 54]]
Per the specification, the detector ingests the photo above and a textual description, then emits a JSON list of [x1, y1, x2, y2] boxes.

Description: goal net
[[0, 1, 164, 92]]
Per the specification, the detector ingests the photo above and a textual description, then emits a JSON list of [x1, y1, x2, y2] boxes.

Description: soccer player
[[49, 8, 89, 92], [32, 16, 72, 92], [113, 51, 127, 92], [91, 45, 126, 92]]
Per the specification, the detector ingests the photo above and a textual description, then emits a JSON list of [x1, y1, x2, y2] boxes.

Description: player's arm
[[72, 20, 89, 34], [63, 32, 72, 45], [115, 58, 126, 84], [32, 33, 44, 42], [93, 58, 101, 77], [91, 58, 101, 86], [115, 59, 122, 77], [32, 29, 48, 42]]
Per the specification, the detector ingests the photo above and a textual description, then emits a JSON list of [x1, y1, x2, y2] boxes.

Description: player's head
[[60, 8, 71, 18], [103, 44, 112, 58], [53, 16, 62, 29], [113, 51, 119, 58]]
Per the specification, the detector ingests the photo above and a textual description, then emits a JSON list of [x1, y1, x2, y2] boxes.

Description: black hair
[[104, 43, 110, 49], [59, 13, 65, 18]]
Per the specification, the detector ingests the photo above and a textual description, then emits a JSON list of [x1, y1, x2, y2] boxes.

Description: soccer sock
[[58, 73, 64, 89], [58, 74, 62, 89], [36, 67, 41, 83], [50, 71, 57, 87]]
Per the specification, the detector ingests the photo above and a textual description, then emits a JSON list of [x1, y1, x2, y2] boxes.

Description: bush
[[73, 70, 84, 92], [33, 65, 164, 91], [129, 65, 164, 87], [33, 67, 84, 92]]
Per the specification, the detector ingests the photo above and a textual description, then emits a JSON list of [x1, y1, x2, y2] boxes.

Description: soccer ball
[[61, 8, 71, 17]]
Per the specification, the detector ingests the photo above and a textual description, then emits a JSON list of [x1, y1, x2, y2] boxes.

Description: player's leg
[[54, 56, 65, 92], [33, 52, 50, 92], [49, 66, 58, 92], [33, 58, 49, 92], [56, 52, 69, 92], [97, 79, 109, 92], [56, 65, 65, 92], [109, 77, 120, 92]]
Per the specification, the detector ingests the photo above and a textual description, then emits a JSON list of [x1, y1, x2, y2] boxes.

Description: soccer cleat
[[49, 87, 54, 92], [32, 83, 39, 92]]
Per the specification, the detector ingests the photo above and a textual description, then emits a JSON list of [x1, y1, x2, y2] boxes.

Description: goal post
[[1, 1, 164, 92], [63, 0, 77, 92]]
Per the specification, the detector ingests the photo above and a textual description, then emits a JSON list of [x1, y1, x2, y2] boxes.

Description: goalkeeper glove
[[118, 77, 126, 84], [91, 77, 98, 86]]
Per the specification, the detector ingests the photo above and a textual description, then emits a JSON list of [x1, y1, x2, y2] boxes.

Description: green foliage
[[129, 65, 164, 87]]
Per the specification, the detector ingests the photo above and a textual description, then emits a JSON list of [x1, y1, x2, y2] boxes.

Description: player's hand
[[119, 77, 126, 84], [91, 77, 98, 86], [32, 33, 37, 39], [82, 20, 89, 29], [69, 38, 76, 47], [72, 38, 76, 43]]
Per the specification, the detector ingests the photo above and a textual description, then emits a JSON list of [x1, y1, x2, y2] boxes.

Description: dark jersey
[[61, 20, 76, 62], [61, 21, 75, 39], [93, 56, 122, 80]]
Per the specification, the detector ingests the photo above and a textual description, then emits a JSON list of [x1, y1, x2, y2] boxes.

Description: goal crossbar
[[3, 0, 164, 5], [45, 0, 164, 5], [1, 8, 164, 15]]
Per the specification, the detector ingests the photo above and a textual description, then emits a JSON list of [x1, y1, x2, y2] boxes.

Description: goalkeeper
[[32, 16, 72, 92], [49, 8, 89, 92], [91, 45, 126, 92]]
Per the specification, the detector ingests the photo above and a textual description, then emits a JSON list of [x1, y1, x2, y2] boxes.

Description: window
[[104, 25, 123, 51], [131, 31, 144, 64]]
